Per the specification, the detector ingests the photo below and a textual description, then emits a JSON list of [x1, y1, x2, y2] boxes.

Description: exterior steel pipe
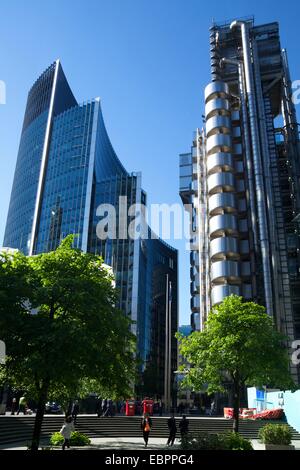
[[230, 20, 273, 317], [220, 57, 258, 251], [252, 40, 282, 326], [281, 49, 300, 209]]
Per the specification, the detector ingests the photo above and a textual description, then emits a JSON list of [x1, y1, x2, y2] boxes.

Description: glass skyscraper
[[4, 60, 178, 397]]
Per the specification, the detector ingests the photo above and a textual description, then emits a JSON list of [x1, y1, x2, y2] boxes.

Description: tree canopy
[[0, 237, 136, 448], [177, 295, 297, 431]]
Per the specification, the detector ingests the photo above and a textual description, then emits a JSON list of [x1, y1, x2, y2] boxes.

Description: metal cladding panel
[[204, 81, 230, 103], [205, 98, 230, 119], [207, 172, 235, 194], [207, 134, 232, 155], [232, 126, 241, 138], [206, 115, 231, 137], [233, 143, 243, 155], [207, 152, 234, 175], [210, 236, 239, 259], [241, 262, 251, 276], [211, 284, 240, 305], [208, 192, 236, 215], [211, 260, 240, 282], [242, 284, 253, 299], [231, 110, 240, 123], [209, 214, 238, 237]]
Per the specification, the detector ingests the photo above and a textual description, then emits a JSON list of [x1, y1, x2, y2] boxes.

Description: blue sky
[[0, 0, 299, 326]]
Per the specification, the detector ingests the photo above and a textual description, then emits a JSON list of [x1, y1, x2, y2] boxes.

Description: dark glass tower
[[4, 60, 178, 397]]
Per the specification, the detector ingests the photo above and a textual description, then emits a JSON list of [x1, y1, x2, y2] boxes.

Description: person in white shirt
[[60, 416, 75, 450]]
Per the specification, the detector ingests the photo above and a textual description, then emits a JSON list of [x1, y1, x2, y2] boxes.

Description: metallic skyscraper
[[180, 18, 300, 381]]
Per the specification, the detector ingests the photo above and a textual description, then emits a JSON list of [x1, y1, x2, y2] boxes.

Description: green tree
[[177, 295, 296, 433], [0, 237, 136, 450]]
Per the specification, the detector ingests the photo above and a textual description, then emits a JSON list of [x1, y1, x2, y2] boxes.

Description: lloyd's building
[[3, 60, 178, 399], [180, 18, 300, 382]]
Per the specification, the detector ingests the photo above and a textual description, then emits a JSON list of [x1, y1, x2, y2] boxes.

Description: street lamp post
[[164, 274, 172, 413]]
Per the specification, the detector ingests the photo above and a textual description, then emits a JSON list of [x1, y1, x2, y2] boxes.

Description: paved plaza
[[1, 437, 300, 450]]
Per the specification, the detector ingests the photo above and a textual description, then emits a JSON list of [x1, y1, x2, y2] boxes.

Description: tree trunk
[[232, 378, 240, 433], [30, 380, 49, 451], [66, 399, 73, 417]]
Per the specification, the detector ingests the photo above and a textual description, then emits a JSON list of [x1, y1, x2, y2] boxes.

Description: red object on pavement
[[224, 407, 257, 419], [240, 408, 256, 419], [252, 408, 284, 420], [125, 400, 135, 416], [142, 399, 154, 416], [224, 407, 234, 419]]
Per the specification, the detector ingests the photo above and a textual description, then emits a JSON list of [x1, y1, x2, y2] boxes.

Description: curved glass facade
[[4, 61, 77, 254], [35, 101, 96, 253], [4, 61, 178, 397], [4, 110, 49, 253]]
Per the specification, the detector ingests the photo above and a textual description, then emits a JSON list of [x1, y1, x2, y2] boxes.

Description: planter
[[265, 444, 295, 450], [258, 423, 293, 450]]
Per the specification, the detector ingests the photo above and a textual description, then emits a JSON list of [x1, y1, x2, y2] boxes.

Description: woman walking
[[167, 414, 177, 446], [60, 416, 75, 450], [141, 412, 152, 448], [179, 415, 189, 438]]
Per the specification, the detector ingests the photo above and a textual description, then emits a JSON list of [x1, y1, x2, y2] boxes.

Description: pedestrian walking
[[17, 396, 27, 415], [210, 400, 215, 416], [135, 400, 142, 415], [179, 415, 189, 438], [158, 399, 163, 417], [96, 397, 102, 417], [11, 397, 17, 415], [120, 400, 125, 415], [178, 402, 185, 414], [103, 398, 113, 417], [59, 416, 75, 450], [167, 414, 177, 446], [102, 398, 107, 416], [141, 412, 152, 448], [106, 399, 113, 417], [71, 400, 80, 424]]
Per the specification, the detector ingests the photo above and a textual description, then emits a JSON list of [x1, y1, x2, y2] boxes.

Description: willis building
[[4, 60, 178, 398], [180, 18, 300, 381]]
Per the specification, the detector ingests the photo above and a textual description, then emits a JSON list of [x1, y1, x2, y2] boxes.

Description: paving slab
[[1, 437, 300, 450]]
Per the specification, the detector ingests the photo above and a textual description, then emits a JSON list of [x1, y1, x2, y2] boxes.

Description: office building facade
[[180, 18, 299, 381], [4, 60, 178, 395]]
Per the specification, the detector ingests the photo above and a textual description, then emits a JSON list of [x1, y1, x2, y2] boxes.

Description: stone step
[[1, 416, 299, 445]]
